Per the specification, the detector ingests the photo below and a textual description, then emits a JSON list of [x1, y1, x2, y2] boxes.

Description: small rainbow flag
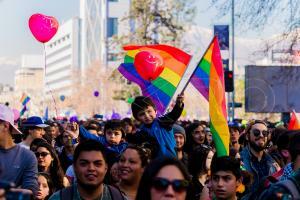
[[20, 106, 27, 117], [20, 93, 30, 106], [118, 45, 191, 115], [190, 36, 230, 156]]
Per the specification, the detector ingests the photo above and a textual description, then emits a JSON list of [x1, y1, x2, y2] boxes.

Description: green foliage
[[110, 0, 196, 101], [112, 0, 195, 47], [109, 69, 141, 101]]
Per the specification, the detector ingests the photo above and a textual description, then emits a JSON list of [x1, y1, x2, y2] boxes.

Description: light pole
[[231, 0, 235, 120]]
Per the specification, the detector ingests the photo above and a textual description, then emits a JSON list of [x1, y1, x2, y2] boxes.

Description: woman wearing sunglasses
[[136, 157, 191, 200], [35, 142, 69, 191], [117, 145, 151, 200]]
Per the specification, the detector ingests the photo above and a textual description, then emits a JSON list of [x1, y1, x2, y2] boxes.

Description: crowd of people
[[0, 94, 300, 200]]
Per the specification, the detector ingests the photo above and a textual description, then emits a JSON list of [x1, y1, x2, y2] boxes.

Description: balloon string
[[43, 44, 58, 117]]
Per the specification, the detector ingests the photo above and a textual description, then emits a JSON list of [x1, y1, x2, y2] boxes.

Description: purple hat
[[70, 116, 78, 123], [0, 104, 22, 134]]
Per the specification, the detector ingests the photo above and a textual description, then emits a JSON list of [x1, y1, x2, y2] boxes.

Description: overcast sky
[[0, 0, 279, 85]]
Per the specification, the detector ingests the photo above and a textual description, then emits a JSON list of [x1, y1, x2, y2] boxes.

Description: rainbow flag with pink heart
[[118, 45, 191, 115], [190, 36, 230, 156]]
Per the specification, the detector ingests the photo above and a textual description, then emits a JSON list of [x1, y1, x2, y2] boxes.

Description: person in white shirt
[[19, 116, 49, 149]]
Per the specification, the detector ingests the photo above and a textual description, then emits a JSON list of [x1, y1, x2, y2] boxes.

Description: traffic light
[[224, 70, 234, 92]]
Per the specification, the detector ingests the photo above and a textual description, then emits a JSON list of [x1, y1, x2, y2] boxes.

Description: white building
[[13, 55, 45, 115], [44, 17, 81, 96], [15, 55, 44, 92], [44, 1, 131, 96], [80, 0, 131, 68]]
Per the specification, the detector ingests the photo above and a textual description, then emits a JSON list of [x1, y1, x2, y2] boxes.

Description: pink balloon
[[12, 109, 20, 121], [28, 13, 59, 43], [134, 51, 164, 81]]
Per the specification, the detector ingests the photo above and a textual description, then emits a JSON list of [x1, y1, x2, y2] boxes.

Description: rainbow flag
[[20, 93, 30, 106], [20, 106, 27, 117], [190, 36, 230, 156], [118, 45, 191, 115], [288, 110, 300, 130]]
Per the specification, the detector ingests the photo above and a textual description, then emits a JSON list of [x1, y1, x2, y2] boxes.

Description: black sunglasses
[[152, 177, 189, 192], [251, 129, 269, 137], [35, 152, 50, 158]]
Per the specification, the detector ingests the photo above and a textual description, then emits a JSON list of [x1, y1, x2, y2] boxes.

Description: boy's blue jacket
[[137, 100, 184, 158], [79, 126, 128, 156]]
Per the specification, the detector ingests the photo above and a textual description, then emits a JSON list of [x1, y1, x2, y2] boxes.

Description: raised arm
[[79, 126, 106, 144], [158, 94, 184, 128]]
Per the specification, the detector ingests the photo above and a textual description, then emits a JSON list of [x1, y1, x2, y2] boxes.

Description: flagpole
[[180, 36, 217, 95], [162, 54, 193, 114], [163, 36, 217, 114]]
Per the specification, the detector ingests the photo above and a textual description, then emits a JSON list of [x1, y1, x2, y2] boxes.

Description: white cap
[[0, 104, 22, 134]]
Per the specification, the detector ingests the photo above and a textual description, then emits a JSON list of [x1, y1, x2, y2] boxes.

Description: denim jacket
[[240, 146, 278, 193]]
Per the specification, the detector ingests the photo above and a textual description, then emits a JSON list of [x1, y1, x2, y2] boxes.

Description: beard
[[249, 139, 266, 152], [77, 177, 102, 191]]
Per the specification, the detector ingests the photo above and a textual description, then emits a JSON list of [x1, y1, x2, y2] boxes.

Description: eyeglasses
[[251, 129, 269, 137], [151, 177, 189, 193], [35, 152, 50, 158]]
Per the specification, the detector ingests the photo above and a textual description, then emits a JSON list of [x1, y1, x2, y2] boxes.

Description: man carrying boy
[[211, 156, 242, 200], [131, 94, 184, 158]]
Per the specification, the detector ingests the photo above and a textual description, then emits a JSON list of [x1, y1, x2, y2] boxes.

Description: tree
[[51, 62, 132, 117], [110, 0, 196, 101], [115, 0, 195, 46], [209, 0, 300, 58], [108, 69, 140, 101], [209, 1, 298, 32]]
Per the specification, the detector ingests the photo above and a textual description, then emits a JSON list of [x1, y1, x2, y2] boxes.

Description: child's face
[[105, 129, 122, 145], [136, 106, 156, 125], [211, 171, 241, 200]]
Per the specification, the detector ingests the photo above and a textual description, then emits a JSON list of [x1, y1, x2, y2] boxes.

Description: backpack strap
[[276, 179, 300, 199], [59, 185, 74, 200], [107, 185, 125, 200]]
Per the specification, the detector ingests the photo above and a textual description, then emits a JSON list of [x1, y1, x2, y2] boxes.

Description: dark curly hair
[[104, 119, 125, 138], [131, 96, 156, 120], [125, 144, 151, 167]]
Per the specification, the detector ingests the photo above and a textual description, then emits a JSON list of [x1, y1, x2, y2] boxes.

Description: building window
[[107, 18, 118, 37]]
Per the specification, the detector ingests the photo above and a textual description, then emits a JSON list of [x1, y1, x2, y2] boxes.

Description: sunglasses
[[35, 152, 50, 158], [152, 177, 189, 193], [251, 129, 269, 137]]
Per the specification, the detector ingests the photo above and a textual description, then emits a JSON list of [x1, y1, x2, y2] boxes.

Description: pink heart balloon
[[134, 51, 164, 81], [28, 13, 59, 43]]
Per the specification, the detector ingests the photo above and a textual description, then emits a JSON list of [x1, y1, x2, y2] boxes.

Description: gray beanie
[[173, 124, 186, 141]]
